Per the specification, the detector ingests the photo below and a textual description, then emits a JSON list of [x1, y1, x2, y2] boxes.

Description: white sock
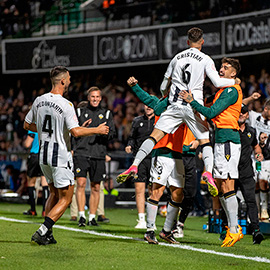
[[202, 145, 213, 173], [138, 213, 145, 221], [146, 200, 158, 231], [225, 195, 239, 233], [219, 196, 231, 227], [79, 211, 86, 219], [260, 191, 268, 210], [163, 201, 180, 232], [89, 214, 95, 221], [133, 138, 156, 167]]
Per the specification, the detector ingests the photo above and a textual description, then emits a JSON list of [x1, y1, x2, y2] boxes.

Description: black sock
[[179, 198, 194, 224], [42, 186, 49, 211], [44, 217, 55, 231], [28, 187, 36, 212]]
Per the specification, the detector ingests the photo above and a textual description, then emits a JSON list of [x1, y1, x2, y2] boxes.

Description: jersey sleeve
[[64, 101, 79, 130], [25, 98, 38, 124], [205, 57, 235, 88], [190, 87, 238, 119], [164, 56, 176, 78], [247, 110, 260, 127], [131, 84, 159, 108]]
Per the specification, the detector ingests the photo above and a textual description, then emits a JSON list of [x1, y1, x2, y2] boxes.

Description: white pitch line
[[1, 216, 270, 264]]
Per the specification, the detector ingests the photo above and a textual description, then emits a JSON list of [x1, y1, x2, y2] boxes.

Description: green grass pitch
[[0, 202, 270, 270]]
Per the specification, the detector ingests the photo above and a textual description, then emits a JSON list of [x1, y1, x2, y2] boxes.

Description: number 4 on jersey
[[42, 115, 53, 136]]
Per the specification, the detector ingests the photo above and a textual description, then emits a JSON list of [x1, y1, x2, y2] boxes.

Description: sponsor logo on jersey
[[228, 88, 232, 93], [69, 102, 73, 106], [99, 114, 104, 119]]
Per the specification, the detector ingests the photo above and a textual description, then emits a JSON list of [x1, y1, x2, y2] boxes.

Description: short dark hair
[[221, 57, 241, 77], [188, 27, 203, 43], [50, 66, 69, 85], [87, 86, 101, 95]]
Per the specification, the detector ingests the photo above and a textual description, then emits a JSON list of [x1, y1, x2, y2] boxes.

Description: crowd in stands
[[0, 68, 269, 161], [106, 0, 270, 24], [0, 0, 56, 38], [1, 0, 270, 38]]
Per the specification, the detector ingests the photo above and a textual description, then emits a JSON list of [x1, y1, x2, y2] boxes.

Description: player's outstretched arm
[[160, 76, 171, 97], [242, 92, 261, 105], [127, 76, 138, 87], [127, 77, 159, 109], [70, 122, 109, 138]]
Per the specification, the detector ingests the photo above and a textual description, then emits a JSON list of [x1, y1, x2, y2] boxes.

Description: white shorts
[[154, 103, 209, 140], [213, 142, 241, 180], [258, 160, 270, 182], [40, 161, 75, 188], [150, 155, 185, 188]]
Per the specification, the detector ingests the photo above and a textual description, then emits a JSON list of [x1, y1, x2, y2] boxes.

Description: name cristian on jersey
[[36, 101, 63, 114], [177, 52, 203, 62]]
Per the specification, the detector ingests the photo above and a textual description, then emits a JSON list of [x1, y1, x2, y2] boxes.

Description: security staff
[[237, 104, 264, 244], [125, 104, 155, 229]]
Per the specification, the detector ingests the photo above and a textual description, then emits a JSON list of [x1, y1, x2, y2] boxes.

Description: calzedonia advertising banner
[[2, 10, 270, 73], [3, 36, 94, 73]]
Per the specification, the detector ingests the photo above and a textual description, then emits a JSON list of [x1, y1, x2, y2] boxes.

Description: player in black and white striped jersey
[[243, 93, 270, 220], [24, 66, 109, 245]]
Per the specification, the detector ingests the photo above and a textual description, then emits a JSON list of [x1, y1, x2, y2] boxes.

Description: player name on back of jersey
[[177, 52, 203, 62], [36, 100, 63, 114]]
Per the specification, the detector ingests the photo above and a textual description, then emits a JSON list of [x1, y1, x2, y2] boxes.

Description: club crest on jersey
[[85, 113, 88, 118], [225, 154, 231, 161], [140, 122, 143, 127], [76, 168, 81, 173], [68, 102, 73, 106], [99, 114, 104, 119], [247, 132, 251, 138]]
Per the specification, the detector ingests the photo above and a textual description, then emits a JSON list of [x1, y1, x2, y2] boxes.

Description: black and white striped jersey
[[248, 110, 270, 140], [25, 93, 79, 167]]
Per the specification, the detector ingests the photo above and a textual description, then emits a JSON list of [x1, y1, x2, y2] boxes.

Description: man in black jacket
[[237, 104, 264, 244], [73, 87, 115, 227], [125, 105, 155, 229]]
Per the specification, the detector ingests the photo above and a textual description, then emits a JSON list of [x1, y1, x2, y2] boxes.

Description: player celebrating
[[181, 57, 243, 247], [24, 66, 109, 245], [116, 27, 238, 197]]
